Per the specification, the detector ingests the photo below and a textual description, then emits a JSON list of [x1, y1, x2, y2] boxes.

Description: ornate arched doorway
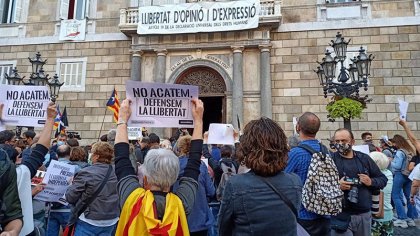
[[176, 66, 227, 132]]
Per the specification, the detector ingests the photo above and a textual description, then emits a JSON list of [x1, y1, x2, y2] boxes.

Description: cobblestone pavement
[[393, 225, 420, 235]]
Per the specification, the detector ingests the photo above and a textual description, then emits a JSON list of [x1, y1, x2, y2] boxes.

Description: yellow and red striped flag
[[116, 188, 189, 236], [106, 89, 120, 123]]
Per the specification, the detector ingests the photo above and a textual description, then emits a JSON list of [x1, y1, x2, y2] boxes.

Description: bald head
[[57, 144, 71, 158], [297, 112, 320, 137]]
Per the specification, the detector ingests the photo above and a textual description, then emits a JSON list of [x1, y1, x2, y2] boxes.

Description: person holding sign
[[2, 102, 57, 236], [114, 98, 204, 236]]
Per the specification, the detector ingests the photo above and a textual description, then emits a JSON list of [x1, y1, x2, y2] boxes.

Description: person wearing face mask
[[331, 128, 387, 236]]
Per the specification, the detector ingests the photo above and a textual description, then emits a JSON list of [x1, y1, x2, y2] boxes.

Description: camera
[[345, 177, 359, 204], [345, 177, 360, 185], [67, 131, 81, 140]]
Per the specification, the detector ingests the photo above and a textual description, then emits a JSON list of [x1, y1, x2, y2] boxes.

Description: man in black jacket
[[332, 128, 388, 236]]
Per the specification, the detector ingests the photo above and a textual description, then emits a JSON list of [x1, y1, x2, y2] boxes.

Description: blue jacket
[[174, 156, 215, 232], [391, 150, 407, 173], [285, 139, 326, 220], [218, 171, 302, 236]]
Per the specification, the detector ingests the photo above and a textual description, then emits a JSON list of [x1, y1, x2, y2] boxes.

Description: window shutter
[[84, 0, 90, 19], [0, 0, 5, 23], [60, 0, 70, 19], [13, 0, 23, 23]]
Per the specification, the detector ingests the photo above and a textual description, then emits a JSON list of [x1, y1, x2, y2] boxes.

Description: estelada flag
[[106, 89, 120, 123], [53, 105, 61, 130], [116, 188, 189, 236]]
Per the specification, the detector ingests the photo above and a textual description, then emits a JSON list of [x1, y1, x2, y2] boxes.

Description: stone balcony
[[119, 0, 282, 35]]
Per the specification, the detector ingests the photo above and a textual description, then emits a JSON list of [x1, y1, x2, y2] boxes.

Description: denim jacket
[[218, 171, 302, 236]]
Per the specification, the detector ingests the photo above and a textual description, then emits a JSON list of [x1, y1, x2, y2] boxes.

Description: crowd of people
[[0, 100, 420, 236]]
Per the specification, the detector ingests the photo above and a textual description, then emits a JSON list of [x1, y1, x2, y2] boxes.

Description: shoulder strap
[[77, 165, 113, 216], [257, 176, 297, 218], [298, 143, 317, 155]]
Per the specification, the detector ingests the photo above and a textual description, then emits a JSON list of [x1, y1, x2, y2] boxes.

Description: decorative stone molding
[[231, 46, 244, 54], [155, 49, 168, 56], [176, 68, 227, 95], [259, 44, 272, 53], [168, 60, 232, 92], [130, 50, 144, 57]]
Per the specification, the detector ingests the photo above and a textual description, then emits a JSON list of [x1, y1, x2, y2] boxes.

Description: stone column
[[153, 49, 168, 138], [155, 49, 167, 83], [130, 50, 143, 81], [259, 44, 272, 119], [231, 46, 244, 130]]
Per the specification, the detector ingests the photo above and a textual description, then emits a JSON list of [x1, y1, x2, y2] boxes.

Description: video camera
[[67, 131, 81, 140]]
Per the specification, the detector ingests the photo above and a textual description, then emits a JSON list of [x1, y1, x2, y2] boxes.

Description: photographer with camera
[[331, 128, 387, 236]]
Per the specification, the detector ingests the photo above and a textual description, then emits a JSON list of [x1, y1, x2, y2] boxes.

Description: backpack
[[0, 148, 11, 229], [298, 143, 343, 216], [400, 149, 413, 176], [216, 160, 237, 201]]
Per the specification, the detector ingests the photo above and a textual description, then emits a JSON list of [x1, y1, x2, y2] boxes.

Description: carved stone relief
[[176, 67, 226, 95]]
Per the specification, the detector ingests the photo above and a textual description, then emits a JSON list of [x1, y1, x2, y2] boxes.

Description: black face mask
[[334, 143, 352, 155]]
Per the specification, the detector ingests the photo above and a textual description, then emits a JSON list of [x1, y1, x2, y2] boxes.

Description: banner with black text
[[0, 85, 50, 127], [138, 0, 260, 34], [126, 81, 199, 128]]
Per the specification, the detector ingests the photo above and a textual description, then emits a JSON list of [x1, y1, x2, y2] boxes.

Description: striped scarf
[[116, 188, 189, 236]]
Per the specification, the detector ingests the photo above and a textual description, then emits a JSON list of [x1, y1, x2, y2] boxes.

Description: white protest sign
[[398, 99, 409, 121], [208, 123, 235, 145], [352, 145, 370, 155], [126, 81, 199, 128], [137, 0, 260, 35], [293, 116, 298, 134], [128, 127, 143, 140], [0, 85, 50, 127], [34, 160, 75, 204]]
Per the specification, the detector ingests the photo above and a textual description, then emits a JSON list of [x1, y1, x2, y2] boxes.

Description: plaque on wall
[[59, 19, 86, 41]]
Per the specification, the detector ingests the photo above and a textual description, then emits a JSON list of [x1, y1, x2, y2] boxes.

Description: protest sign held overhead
[[128, 127, 143, 140], [137, 0, 260, 35], [34, 160, 75, 204], [126, 80, 199, 128], [0, 84, 50, 127], [208, 123, 235, 145]]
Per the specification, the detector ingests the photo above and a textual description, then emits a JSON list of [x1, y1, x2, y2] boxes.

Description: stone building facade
[[0, 0, 419, 144]]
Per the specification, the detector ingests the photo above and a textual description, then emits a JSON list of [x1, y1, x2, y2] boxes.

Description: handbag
[[63, 165, 113, 236], [330, 211, 351, 232], [257, 176, 310, 236]]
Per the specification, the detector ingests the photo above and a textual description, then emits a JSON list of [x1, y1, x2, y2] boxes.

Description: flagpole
[[98, 107, 108, 142]]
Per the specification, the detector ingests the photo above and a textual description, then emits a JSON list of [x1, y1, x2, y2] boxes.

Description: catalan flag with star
[[116, 188, 189, 236], [53, 105, 62, 130], [106, 89, 120, 123]]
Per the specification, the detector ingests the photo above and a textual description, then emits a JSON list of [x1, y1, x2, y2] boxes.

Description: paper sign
[[34, 160, 75, 204], [126, 81, 199, 128], [408, 163, 420, 181], [352, 145, 370, 155], [31, 170, 46, 186], [208, 123, 235, 145], [0, 85, 50, 127], [293, 116, 298, 134], [398, 99, 409, 121], [128, 127, 143, 140]]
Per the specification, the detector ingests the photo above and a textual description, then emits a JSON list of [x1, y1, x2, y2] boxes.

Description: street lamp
[[5, 67, 25, 85], [4, 52, 64, 136], [315, 32, 374, 130], [47, 74, 64, 103]]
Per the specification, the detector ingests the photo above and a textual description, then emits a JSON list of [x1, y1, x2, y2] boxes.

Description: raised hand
[[118, 99, 132, 123]]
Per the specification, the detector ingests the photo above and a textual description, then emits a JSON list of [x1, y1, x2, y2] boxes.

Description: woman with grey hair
[[114, 98, 204, 235]]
